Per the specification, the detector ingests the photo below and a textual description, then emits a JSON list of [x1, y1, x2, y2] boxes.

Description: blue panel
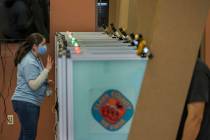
[[73, 60, 147, 140]]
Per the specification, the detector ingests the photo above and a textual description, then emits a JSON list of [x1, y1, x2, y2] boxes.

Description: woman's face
[[32, 38, 47, 56]]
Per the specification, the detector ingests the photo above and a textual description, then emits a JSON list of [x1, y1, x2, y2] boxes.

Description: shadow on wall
[[0, 1, 9, 39]]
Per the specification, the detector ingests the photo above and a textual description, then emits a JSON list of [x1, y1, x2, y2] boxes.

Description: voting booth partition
[[55, 32, 148, 140]]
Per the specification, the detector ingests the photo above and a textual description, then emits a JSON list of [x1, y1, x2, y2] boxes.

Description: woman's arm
[[28, 68, 49, 90]]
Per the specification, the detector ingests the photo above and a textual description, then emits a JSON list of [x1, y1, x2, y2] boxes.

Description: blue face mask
[[38, 44, 47, 55]]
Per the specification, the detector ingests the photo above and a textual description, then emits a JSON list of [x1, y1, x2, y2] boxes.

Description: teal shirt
[[12, 51, 48, 106]]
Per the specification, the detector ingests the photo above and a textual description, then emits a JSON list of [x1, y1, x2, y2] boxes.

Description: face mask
[[38, 44, 47, 55]]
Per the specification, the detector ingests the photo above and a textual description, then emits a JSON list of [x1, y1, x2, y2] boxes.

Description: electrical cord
[[5, 66, 15, 100], [3, 43, 15, 100], [51, 84, 58, 135], [0, 42, 14, 134], [0, 43, 8, 134], [0, 91, 8, 134], [6, 43, 14, 56], [0, 44, 7, 92]]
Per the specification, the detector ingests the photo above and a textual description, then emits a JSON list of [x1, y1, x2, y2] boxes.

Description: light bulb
[[71, 37, 76, 41], [74, 46, 81, 54], [135, 34, 139, 40], [133, 40, 139, 46], [143, 47, 149, 53], [74, 42, 79, 47], [71, 37, 76, 44]]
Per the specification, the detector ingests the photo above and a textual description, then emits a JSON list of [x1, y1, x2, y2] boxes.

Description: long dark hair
[[14, 33, 44, 66]]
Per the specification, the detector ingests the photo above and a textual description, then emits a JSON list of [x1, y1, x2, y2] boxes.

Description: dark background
[[0, 0, 49, 41]]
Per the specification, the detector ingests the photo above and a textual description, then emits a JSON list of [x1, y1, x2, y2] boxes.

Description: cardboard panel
[[127, 0, 138, 32], [117, 0, 129, 29], [127, 0, 158, 44], [109, 0, 117, 25], [109, 0, 129, 29], [128, 0, 210, 140], [109, 0, 157, 42]]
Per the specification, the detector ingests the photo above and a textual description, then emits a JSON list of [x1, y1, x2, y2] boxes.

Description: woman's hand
[[46, 55, 54, 72], [48, 79, 54, 87]]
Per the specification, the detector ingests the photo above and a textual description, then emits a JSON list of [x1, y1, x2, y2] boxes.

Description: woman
[[12, 33, 53, 140]]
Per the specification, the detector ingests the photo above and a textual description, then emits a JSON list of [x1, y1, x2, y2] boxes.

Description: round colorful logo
[[92, 89, 134, 131]]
